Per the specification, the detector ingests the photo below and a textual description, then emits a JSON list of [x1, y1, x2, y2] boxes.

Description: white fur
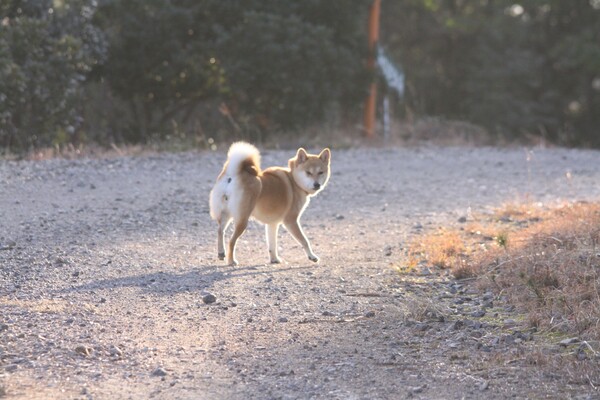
[[292, 169, 316, 194], [226, 142, 261, 176], [209, 142, 260, 221], [208, 177, 229, 220]]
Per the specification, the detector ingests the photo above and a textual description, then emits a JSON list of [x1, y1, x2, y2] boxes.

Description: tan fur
[[209, 143, 331, 265]]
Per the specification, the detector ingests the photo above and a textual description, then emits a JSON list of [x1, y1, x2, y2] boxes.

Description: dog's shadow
[[58, 263, 311, 296]]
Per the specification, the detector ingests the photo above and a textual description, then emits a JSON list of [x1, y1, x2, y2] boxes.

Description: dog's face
[[289, 148, 331, 195]]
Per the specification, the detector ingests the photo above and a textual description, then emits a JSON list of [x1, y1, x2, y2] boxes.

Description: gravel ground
[[1, 146, 600, 399]]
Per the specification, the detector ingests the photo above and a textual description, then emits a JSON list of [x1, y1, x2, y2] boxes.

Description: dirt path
[[1, 146, 600, 399]]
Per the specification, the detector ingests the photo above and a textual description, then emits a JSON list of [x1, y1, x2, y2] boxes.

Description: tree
[[381, 0, 600, 146], [92, 0, 227, 142], [93, 0, 368, 141], [0, 0, 106, 150], [219, 10, 366, 131]]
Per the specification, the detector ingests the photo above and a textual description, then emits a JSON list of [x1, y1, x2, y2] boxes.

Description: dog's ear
[[319, 148, 331, 164], [296, 148, 308, 164]]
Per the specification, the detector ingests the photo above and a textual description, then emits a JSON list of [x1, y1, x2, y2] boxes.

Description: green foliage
[[382, 0, 600, 146], [92, 0, 368, 142], [92, 0, 228, 142], [2, 0, 599, 151], [0, 0, 367, 150], [0, 0, 106, 149], [495, 232, 509, 248], [464, 14, 552, 135], [219, 10, 366, 130]]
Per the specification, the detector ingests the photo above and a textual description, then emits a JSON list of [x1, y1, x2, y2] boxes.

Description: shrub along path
[[1, 146, 600, 399]]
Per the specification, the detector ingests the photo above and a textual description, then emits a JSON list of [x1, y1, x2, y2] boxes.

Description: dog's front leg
[[284, 218, 319, 263], [266, 223, 282, 263]]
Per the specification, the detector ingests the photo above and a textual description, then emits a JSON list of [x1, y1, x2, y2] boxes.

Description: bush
[[0, 0, 106, 150], [92, 0, 368, 143], [219, 11, 365, 131], [91, 0, 228, 143], [382, 0, 600, 146]]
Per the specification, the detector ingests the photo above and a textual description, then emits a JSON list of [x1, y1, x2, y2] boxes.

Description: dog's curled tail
[[227, 141, 261, 177]]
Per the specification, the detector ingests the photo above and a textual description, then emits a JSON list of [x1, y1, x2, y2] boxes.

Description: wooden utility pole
[[364, 0, 381, 138]]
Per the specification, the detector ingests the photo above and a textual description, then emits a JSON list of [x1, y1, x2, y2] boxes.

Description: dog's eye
[[318, 171, 324, 176], [306, 172, 313, 176]]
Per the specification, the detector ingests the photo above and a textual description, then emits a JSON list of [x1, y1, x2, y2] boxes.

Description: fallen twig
[[345, 292, 388, 298]]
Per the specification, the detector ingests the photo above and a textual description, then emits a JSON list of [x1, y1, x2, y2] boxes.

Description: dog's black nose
[[313, 182, 321, 190]]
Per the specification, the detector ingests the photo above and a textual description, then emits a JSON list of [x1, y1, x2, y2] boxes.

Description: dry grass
[[406, 201, 600, 341], [2, 136, 222, 161], [482, 202, 600, 340], [407, 228, 467, 270], [400, 295, 450, 322], [1, 297, 67, 313], [1, 143, 158, 161], [1, 117, 539, 162]]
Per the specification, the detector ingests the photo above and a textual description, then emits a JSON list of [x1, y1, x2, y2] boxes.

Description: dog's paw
[[218, 252, 225, 260], [270, 257, 282, 264], [308, 254, 320, 263], [228, 258, 239, 266]]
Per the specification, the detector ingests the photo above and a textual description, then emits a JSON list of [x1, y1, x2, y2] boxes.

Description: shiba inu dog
[[209, 142, 331, 266]]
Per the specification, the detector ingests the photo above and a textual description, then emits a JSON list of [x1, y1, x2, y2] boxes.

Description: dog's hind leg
[[266, 223, 281, 264], [217, 213, 231, 260], [227, 217, 249, 266], [227, 195, 256, 266], [226, 171, 261, 266]]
